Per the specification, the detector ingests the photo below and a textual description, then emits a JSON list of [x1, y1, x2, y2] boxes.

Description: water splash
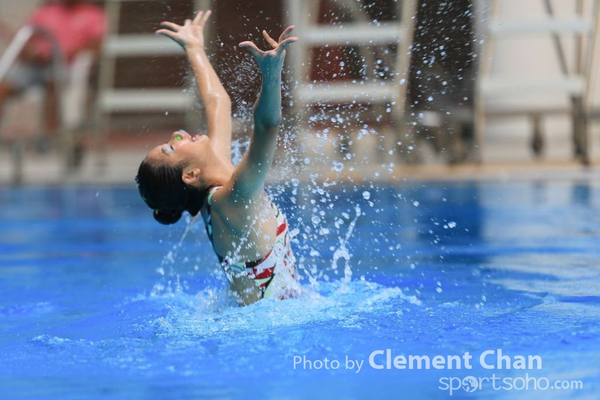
[[331, 204, 361, 287], [134, 280, 421, 340]]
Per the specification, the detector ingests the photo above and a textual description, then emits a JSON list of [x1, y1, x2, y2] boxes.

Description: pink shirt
[[28, 2, 106, 63]]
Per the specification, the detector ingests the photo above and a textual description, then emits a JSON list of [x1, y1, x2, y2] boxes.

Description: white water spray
[[331, 204, 362, 287]]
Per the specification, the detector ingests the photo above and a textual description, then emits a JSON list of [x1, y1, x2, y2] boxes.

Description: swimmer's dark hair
[[136, 158, 205, 225]]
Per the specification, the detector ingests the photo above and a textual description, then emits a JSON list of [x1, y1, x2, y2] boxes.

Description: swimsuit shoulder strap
[[207, 186, 222, 206], [204, 186, 223, 246]]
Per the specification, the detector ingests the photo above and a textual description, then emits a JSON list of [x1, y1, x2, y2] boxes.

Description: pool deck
[[1, 140, 599, 186]]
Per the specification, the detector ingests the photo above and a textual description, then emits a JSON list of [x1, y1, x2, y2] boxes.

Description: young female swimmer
[[135, 10, 300, 305]]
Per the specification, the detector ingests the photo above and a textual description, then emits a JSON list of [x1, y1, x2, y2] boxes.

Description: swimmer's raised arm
[[156, 10, 232, 161], [227, 26, 297, 199]]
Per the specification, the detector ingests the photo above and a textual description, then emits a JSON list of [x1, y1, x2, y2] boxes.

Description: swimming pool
[[1, 179, 599, 399]]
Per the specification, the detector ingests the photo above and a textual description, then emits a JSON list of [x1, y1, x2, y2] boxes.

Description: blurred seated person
[[0, 0, 106, 156]]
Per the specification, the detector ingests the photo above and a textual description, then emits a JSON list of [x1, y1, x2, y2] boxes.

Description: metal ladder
[[475, 0, 600, 165], [283, 0, 417, 161], [94, 0, 210, 170]]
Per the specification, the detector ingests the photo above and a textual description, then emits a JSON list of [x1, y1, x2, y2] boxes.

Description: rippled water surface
[[1, 181, 599, 399]]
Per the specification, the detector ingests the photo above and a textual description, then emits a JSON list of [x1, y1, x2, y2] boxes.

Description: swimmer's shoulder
[[205, 186, 239, 218], [208, 185, 274, 220]]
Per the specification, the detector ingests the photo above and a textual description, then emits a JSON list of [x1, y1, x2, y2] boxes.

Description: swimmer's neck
[[195, 152, 234, 191]]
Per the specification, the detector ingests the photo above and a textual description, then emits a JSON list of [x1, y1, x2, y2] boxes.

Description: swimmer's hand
[[239, 26, 297, 81], [156, 10, 212, 51]]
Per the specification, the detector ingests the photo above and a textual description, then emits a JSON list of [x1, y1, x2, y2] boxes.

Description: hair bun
[[153, 209, 183, 225]]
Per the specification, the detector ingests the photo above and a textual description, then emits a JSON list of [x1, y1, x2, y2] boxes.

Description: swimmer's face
[[147, 130, 209, 167]]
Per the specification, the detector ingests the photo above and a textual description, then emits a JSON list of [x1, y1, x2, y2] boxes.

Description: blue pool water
[[1, 180, 599, 399]]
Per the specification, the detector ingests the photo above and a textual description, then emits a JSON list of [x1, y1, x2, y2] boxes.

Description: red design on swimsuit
[[202, 187, 297, 298]]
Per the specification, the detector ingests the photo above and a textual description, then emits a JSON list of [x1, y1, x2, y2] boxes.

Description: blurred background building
[[0, 0, 599, 184]]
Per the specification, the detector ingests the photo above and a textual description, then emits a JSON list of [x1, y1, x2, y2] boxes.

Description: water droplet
[[362, 191, 371, 200]]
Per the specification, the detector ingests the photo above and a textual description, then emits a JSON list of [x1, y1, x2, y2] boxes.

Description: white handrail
[[0, 26, 35, 82], [0, 25, 66, 97], [0, 25, 74, 182]]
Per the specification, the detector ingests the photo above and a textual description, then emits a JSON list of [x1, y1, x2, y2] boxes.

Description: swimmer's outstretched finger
[[277, 36, 298, 53], [159, 21, 180, 32], [238, 41, 261, 58], [194, 10, 212, 26], [278, 26, 295, 43], [262, 30, 278, 49], [160, 21, 182, 32], [193, 10, 204, 24], [156, 29, 178, 40]]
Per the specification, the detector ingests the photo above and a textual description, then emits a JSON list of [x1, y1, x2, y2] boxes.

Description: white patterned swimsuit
[[202, 187, 298, 299]]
